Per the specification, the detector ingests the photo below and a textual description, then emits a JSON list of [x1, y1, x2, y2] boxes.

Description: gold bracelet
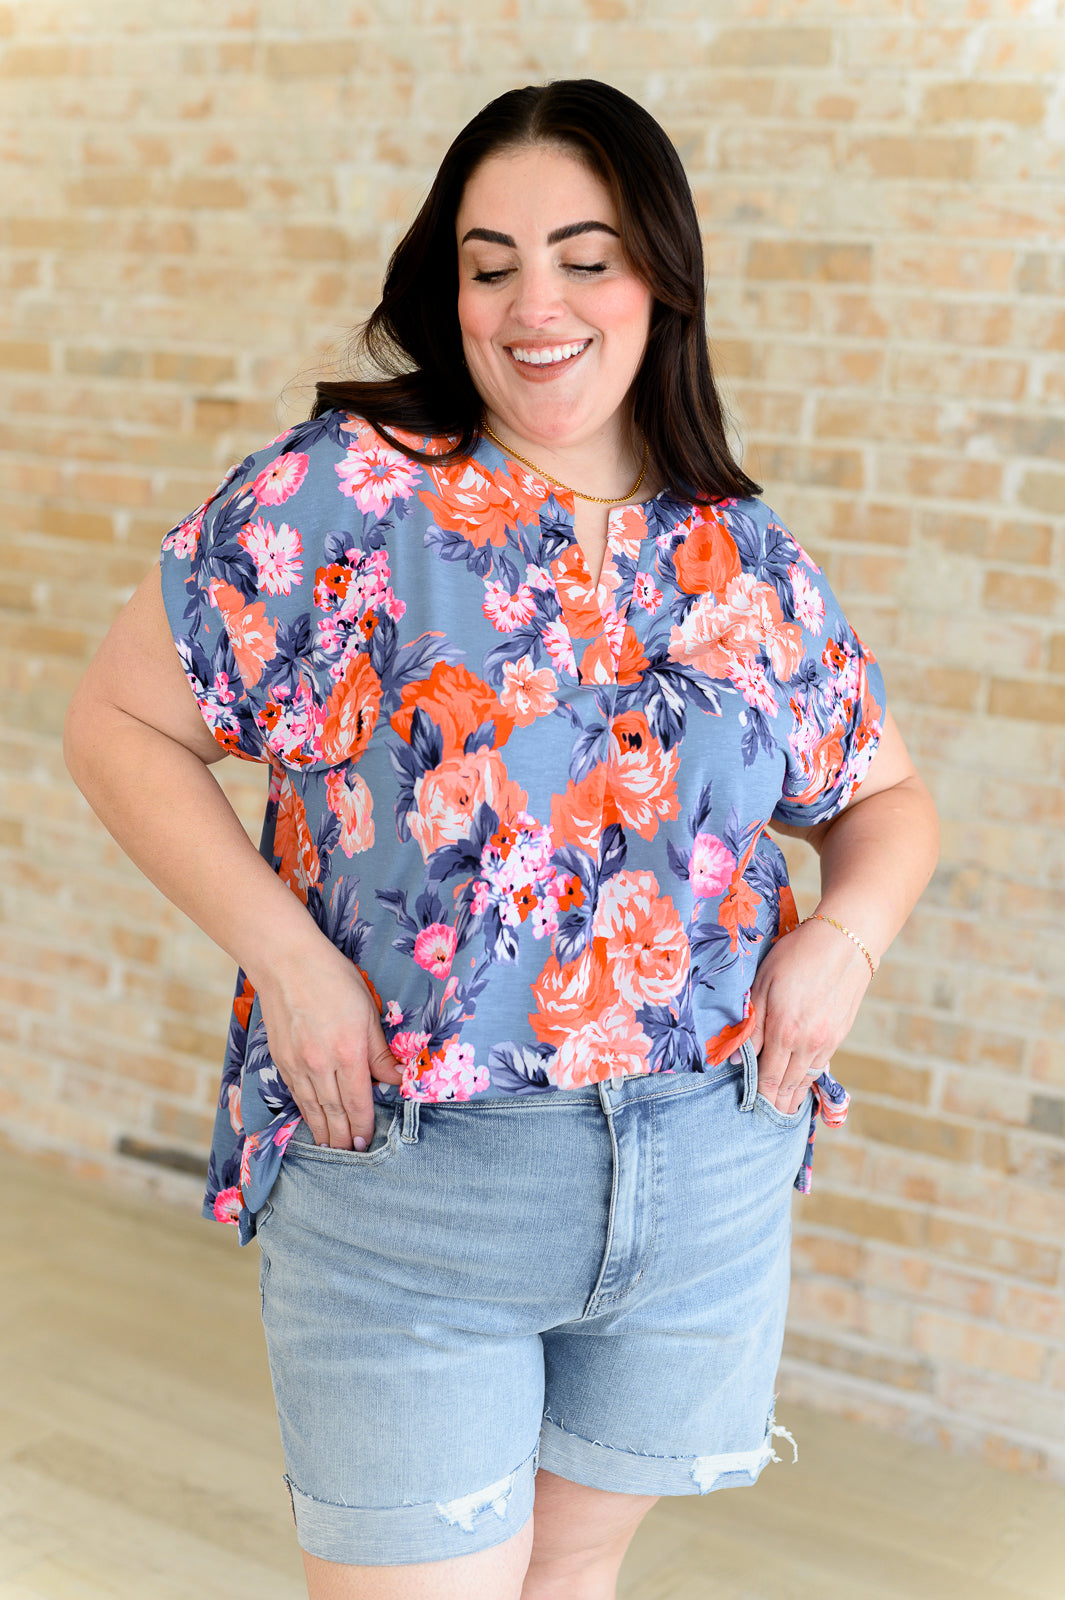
[[801, 913, 878, 978]]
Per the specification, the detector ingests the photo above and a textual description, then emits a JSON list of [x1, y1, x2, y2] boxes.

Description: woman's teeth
[[510, 341, 589, 366]]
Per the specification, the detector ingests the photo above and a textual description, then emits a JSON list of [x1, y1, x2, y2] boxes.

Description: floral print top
[[159, 410, 885, 1243]]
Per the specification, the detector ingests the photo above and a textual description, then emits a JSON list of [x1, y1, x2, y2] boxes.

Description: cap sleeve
[[157, 421, 377, 769], [769, 536, 887, 829]]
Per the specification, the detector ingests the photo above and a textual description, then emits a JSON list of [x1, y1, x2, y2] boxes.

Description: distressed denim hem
[[537, 1416, 797, 1497], [286, 1445, 537, 1565]]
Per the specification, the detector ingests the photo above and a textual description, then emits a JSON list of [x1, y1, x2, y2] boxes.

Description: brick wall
[[1, 0, 1062, 1478]]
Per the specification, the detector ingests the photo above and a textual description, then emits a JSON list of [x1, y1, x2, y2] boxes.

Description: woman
[[65, 80, 938, 1600]]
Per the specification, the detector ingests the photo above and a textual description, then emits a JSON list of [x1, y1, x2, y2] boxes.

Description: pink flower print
[[274, 1116, 300, 1151], [526, 563, 554, 590], [383, 589, 407, 622], [689, 832, 736, 898], [443, 975, 458, 1003], [482, 580, 537, 632], [471, 880, 491, 916], [632, 572, 663, 613], [392, 1030, 431, 1067], [789, 563, 825, 635], [227, 1083, 243, 1135], [727, 654, 779, 717], [164, 504, 204, 558], [383, 1000, 403, 1027], [336, 438, 420, 515], [238, 518, 304, 596], [500, 656, 558, 727], [542, 620, 577, 677], [213, 1185, 243, 1225], [412, 922, 458, 980], [414, 1037, 489, 1101], [252, 451, 309, 506]]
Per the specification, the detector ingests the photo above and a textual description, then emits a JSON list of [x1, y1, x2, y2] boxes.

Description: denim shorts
[[255, 1041, 810, 1566]]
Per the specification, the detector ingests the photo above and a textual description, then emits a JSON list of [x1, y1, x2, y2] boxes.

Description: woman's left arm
[[748, 710, 940, 1112]]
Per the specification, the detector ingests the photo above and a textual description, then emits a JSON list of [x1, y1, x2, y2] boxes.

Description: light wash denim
[[255, 1041, 810, 1565]]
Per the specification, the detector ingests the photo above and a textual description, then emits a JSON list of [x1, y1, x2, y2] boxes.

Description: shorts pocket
[[740, 1041, 813, 1127], [287, 1103, 400, 1165], [752, 1090, 813, 1130]]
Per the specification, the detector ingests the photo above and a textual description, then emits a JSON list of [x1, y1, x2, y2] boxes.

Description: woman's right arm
[[63, 563, 402, 1148]]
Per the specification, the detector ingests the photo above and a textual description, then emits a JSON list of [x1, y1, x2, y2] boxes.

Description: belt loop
[[401, 1098, 420, 1144], [740, 1041, 759, 1113]]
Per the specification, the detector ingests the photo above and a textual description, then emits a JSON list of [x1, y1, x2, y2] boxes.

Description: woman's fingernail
[[729, 1051, 743, 1065], [353, 1136, 367, 1151]]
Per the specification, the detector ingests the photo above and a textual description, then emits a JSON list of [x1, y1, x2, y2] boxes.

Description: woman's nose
[[509, 265, 564, 328]]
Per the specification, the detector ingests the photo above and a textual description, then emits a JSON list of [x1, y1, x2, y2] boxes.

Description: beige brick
[[0, 340, 51, 372], [66, 174, 154, 208], [37, 506, 115, 545], [849, 1104, 979, 1164], [922, 81, 1047, 126], [890, 350, 1026, 402], [982, 571, 1058, 616], [911, 1312, 1047, 1383], [988, 520, 1054, 567], [925, 1216, 1060, 1285], [846, 135, 975, 181], [830, 1048, 931, 1106], [163, 176, 248, 210], [1019, 470, 1065, 516], [783, 1330, 934, 1393], [747, 240, 873, 283], [708, 26, 832, 68], [988, 679, 1065, 725]]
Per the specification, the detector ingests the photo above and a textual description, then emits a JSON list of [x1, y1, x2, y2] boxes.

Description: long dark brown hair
[[313, 79, 760, 504]]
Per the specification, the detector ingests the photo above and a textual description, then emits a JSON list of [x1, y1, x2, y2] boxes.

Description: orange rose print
[[409, 747, 527, 860], [274, 776, 320, 903], [551, 545, 606, 640], [592, 869, 689, 1008], [551, 1002, 652, 1089], [669, 572, 804, 683], [391, 661, 514, 759], [419, 460, 515, 549], [320, 651, 381, 765], [551, 710, 680, 853], [529, 942, 617, 1047], [211, 580, 278, 687], [324, 766, 374, 855], [673, 507, 742, 598]]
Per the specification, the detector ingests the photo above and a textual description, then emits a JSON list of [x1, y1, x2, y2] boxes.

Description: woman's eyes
[[472, 262, 609, 283]]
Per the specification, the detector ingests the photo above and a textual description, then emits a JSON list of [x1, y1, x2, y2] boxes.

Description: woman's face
[[455, 144, 653, 454]]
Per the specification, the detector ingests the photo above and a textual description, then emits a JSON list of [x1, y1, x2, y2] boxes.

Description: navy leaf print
[[570, 722, 608, 783], [740, 706, 777, 768], [408, 707, 444, 774], [464, 720, 497, 754], [487, 1042, 556, 1095], [667, 839, 689, 882], [597, 823, 627, 881]]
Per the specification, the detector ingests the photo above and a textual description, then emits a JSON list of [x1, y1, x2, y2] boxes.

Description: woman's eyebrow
[[460, 221, 620, 247]]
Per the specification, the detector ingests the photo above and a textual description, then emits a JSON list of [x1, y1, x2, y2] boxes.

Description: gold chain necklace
[[481, 422, 649, 506]]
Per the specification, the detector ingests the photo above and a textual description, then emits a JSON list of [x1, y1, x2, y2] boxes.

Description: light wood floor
[[1, 1149, 1063, 1600]]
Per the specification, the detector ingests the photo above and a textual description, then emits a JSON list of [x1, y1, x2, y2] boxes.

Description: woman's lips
[[504, 340, 591, 381]]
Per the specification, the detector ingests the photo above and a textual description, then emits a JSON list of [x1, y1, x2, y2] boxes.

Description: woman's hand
[[254, 940, 403, 1149], [744, 916, 872, 1115]]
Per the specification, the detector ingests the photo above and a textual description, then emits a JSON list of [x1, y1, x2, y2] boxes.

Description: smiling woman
[[63, 79, 939, 1600]]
